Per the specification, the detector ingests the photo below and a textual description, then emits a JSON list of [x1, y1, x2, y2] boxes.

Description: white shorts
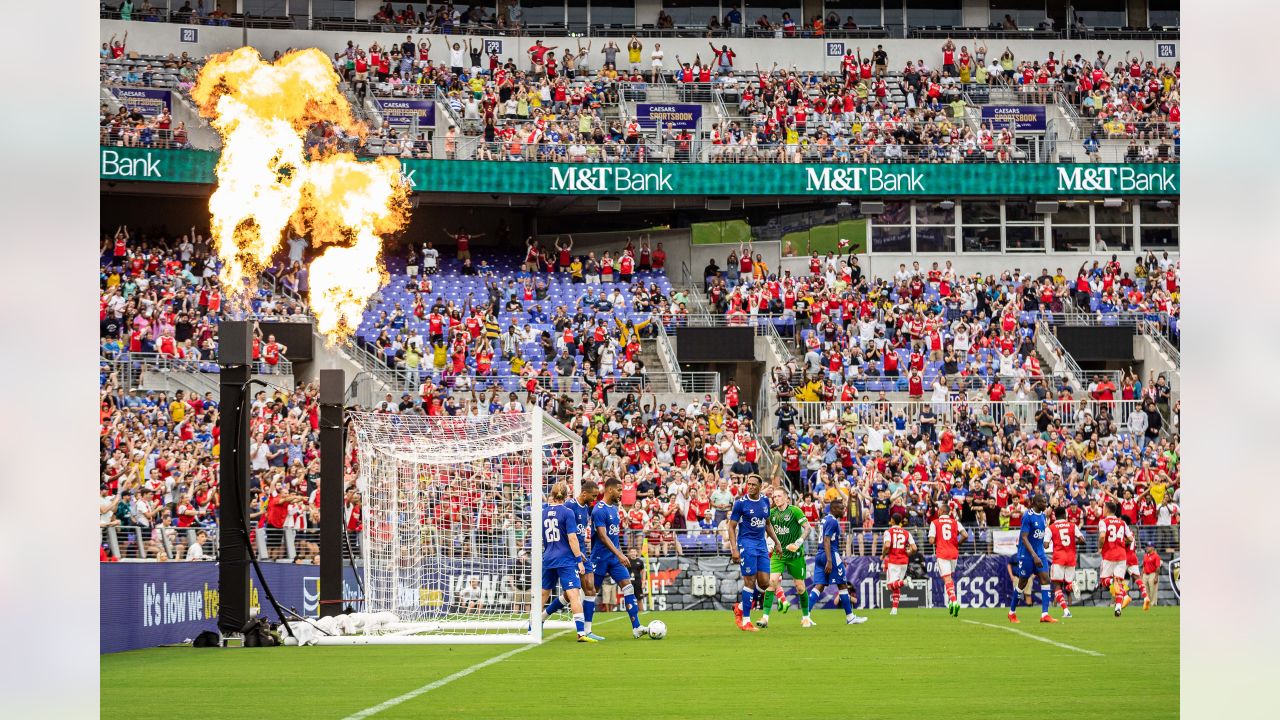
[[1050, 564, 1076, 583], [885, 563, 908, 584], [935, 558, 956, 577], [1127, 564, 1140, 577], [1099, 559, 1128, 580]]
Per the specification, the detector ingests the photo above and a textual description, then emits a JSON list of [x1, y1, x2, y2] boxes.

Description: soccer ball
[[647, 620, 667, 640]]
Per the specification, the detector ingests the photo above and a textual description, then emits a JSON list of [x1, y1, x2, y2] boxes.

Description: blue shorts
[[541, 564, 581, 592], [1013, 552, 1045, 579], [592, 555, 632, 583], [579, 556, 596, 577], [812, 557, 845, 586], [737, 544, 770, 576]]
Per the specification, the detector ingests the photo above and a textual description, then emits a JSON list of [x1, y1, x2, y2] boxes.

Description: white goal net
[[315, 408, 580, 645]]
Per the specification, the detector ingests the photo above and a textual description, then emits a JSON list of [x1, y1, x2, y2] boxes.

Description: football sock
[[573, 613, 585, 635], [808, 588, 820, 609], [741, 588, 755, 620], [582, 594, 596, 631], [838, 589, 854, 617], [543, 594, 566, 619], [798, 588, 810, 616], [1010, 589, 1020, 613], [1055, 589, 1068, 609], [621, 585, 641, 629], [1040, 586, 1051, 615], [943, 575, 956, 603], [775, 587, 787, 604], [1136, 578, 1149, 601], [763, 590, 774, 615], [891, 586, 901, 609], [753, 587, 764, 609]]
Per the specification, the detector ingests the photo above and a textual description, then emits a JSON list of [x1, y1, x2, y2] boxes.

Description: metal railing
[[1139, 318, 1181, 367], [775, 398, 1155, 437], [347, 369, 720, 401], [101, 352, 294, 384], [101, 523, 213, 561]]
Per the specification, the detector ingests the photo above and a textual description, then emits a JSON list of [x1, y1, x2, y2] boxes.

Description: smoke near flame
[[192, 47, 409, 341]]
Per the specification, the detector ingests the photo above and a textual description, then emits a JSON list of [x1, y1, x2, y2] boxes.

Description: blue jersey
[[730, 494, 771, 549], [564, 498, 592, 554], [541, 504, 579, 570], [1018, 510, 1049, 561], [815, 514, 842, 564], [588, 502, 622, 563]]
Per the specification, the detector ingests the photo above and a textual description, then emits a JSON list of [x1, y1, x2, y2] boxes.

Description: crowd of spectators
[[361, 233, 687, 392], [100, 228, 1180, 564], [99, 225, 311, 369]]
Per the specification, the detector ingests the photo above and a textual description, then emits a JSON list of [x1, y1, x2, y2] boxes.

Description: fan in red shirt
[[1048, 515, 1083, 617], [929, 503, 968, 614], [881, 514, 917, 614], [1098, 502, 1135, 616], [1125, 536, 1153, 611]]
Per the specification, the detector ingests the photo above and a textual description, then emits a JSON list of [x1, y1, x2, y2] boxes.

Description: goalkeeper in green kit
[[758, 487, 813, 628]]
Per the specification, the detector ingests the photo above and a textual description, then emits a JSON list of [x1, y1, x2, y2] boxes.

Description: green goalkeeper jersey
[[769, 505, 807, 559]]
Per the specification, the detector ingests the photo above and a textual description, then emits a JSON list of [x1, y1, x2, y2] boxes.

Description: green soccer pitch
[[102, 606, 1178, 719]]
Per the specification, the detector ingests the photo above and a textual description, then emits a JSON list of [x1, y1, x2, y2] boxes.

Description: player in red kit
[[1126, 537, 1152, 611], [881, 514, 916, 616], [1097, 502, 1135, 617], [929, 502, 968, 616], [1048, 514, 1083, 618]]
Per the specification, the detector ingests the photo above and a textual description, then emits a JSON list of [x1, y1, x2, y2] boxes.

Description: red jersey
[[1097, 516, 1133, 561], [883, 526, 913, 565], [1049, 519, 1080, 567], [929, 516, 962, 560]]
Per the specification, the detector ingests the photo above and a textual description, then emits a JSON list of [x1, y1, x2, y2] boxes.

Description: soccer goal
[[313, 408, 581, 645]]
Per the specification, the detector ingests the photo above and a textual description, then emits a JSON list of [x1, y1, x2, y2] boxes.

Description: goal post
[[315, 408, 581, 646]]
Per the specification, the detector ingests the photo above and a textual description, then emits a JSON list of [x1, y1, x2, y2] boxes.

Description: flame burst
[[192, 47, 409, 341]]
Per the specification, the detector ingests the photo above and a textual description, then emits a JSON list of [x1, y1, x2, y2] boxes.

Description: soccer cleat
[[733, 602, 744, 627], [1121, 594, 1132, 610], [584, 632, 606, 641], [1143, 597, 1151, 611], [740, 621, 760, 632], [846, 615, 868, 625], [889, 608, 897, 616], [755, 618, 769, 628], [576, 634, 598, 643], [632, 627, 649, 639], [1062, 609, 1073, 619], [1008, 612, 1020, 624], [801, 617, 814, 628], [1040, 614, 1059, 624], [779, 598, 791, 614]]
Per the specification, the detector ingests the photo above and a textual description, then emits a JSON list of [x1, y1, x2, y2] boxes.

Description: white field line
[[341, 616, 628, 720], [961, 619, 1105, 657]]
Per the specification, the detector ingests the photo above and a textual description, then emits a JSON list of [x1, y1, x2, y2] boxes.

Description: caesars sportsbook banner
[[99, 148, 1180, 195], [110, 87, 172, 117]]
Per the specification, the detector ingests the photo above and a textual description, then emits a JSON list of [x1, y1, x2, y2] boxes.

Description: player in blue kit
[[590, 477, 650, 639], [806, 498, 867, 626], [1010, 493, 1058, 625], [543, 480, 604, 640], [727, 474, 783, 632], [539, 481, 595, 642]]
